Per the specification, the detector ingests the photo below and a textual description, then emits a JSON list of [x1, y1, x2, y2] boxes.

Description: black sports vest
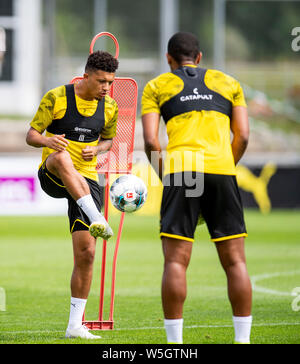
[[160, 67, 232, 123], [47, 84, 105, 143]]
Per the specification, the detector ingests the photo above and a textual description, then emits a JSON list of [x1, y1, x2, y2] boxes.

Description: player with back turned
[[141, 32, 252, 344], [26, 51, 118, 339]]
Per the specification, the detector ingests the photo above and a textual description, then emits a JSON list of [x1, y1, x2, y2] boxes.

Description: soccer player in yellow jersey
[[26, 51, 119, 339], [142, 32, 252, 344]]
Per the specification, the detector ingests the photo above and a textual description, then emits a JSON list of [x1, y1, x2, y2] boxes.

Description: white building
[[0, 0, 42, 116]]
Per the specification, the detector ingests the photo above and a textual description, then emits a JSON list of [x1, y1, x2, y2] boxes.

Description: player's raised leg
[[215, 237, 252, 344], [65, 230, 101, 339], [161, 237, 193, 344], [46, 150, 113, 240]]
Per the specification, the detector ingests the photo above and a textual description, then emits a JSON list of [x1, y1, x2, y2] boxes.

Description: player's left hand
[[82, 146, 97, 161]]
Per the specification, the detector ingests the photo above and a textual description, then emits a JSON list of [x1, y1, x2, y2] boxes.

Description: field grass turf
[[0, 209, 300, 344]]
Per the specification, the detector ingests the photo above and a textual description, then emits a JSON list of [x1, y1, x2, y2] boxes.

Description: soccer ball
[[109, 174, 147, 213]]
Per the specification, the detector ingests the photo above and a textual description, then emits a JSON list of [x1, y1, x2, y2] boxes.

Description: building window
[[0, 28, 13, 81], [0, 0, 14, 16]]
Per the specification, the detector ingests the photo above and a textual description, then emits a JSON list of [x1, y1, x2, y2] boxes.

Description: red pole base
[[83, 320, 114, 330]]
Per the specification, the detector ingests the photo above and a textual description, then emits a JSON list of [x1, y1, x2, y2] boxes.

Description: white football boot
[[89, 217, 113, 240], [65, 325, 101, 339]]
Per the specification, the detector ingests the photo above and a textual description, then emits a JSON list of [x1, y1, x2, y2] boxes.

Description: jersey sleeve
[[232, 81, 247, 107], [30, 90, 57, 133], [141, 79, 161, 115], [101, 98, 118, 139]]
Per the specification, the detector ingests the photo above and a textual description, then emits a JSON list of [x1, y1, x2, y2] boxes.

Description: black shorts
[[38, 161, 103, 233], [160, 172, 247, 243]]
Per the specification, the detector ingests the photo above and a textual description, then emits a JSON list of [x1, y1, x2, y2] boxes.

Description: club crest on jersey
[[180, 88, 213, 102]]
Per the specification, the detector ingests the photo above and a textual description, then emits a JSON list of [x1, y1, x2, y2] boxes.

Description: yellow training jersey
[[30, 85, 118, 181], [141, 65, 247, 176]]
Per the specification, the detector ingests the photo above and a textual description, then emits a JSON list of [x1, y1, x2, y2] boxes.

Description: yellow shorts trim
[[71, 219, 90, 233], [45, 172, 65, 188], [160, 232, 194, 243], [211, 233, 248, 243]]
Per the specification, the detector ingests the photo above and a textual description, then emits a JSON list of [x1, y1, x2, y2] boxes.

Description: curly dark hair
[[168, 32, 200, 64], [85, 51, 119, 73]]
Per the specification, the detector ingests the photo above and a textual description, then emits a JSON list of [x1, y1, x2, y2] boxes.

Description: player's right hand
[[45, 134, 69, 151]]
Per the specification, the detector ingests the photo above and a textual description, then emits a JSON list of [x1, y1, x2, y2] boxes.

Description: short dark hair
[[168, 32, 200, 63], [85, 51, 119, 73]]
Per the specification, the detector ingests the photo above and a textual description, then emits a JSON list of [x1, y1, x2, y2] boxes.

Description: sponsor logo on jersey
[[74, 127, 92, 133], [180, 88, 213, 102]]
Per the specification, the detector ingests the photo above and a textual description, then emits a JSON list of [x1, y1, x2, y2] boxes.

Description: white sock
[[164, 318, 183, 344], [233, 315, 252, 343], [76, 194, 103, 223], [67, 297, 87, 330]]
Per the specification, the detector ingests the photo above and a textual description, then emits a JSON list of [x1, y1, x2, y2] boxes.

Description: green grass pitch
[[0, 210, 300, 344]]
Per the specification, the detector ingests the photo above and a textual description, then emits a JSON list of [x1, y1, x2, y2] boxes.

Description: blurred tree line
[[52, 0, 300, 61]]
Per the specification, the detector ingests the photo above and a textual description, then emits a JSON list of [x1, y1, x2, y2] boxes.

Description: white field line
[[251, 270, 300, 296], [1, 322, 300, 335]]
